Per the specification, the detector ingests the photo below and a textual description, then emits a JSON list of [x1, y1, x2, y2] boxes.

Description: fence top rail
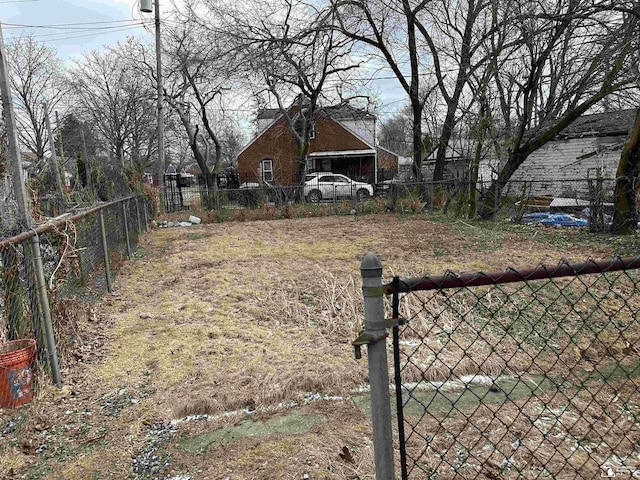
[[384, 255, 640, 294], [0, 195, 139, 250]]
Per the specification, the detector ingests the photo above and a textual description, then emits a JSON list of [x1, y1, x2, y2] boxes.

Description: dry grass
[[401, 383, 640, 479], [1, 213, 635, 479]]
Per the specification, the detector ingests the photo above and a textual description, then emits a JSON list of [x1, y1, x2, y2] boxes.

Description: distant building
[[237, 103, 400, 185], [504, 109, 637, 198]]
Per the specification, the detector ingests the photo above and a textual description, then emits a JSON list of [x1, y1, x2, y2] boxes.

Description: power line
[[2, 19, 141, 29], [7, 24, 146, 42], [0, 0, 43, 3]]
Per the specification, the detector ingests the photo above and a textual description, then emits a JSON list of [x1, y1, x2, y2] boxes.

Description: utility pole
[[0, 21, 30, 227], [154, 0, 165, 192], [43, 102, 65, 198], [141, 0, 165, 190]]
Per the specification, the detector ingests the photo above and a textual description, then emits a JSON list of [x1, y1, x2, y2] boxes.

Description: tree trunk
[[468, 138, 483, 218], [478, 149, 526, 219], [411, 100, 423, 181], [116, 143, 125, 173], [433, 108, 455, 182], [468, 99, 489, 218], [611, 108, 640, 234]]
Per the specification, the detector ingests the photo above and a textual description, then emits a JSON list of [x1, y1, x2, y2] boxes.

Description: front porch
[[306, 149, 378, 183]]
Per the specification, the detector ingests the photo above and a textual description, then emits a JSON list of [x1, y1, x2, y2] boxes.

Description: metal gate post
[[361, 252, 395, 479]]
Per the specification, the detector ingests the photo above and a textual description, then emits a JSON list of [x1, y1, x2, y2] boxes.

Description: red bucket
[[0, 339, 37, 408]]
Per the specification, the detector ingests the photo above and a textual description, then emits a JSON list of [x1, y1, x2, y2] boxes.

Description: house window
[[295, 117, 316, 140], [260, 159, 273, 183]]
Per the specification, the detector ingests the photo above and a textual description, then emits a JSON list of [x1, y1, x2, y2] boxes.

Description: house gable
[[308, 114, 372, 154], [237, 117, 299, 185]]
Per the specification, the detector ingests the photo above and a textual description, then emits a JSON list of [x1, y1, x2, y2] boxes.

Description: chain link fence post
[[29, 234, 61, 386], [135, 196, 142, 235], [98, 209, 112, 293], [361, 252, 395, 480], [122, 199, 132, 258], [143, 196, 149, 232]]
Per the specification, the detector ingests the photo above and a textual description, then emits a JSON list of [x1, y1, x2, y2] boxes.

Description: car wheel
[[307, 189, 322, 203], [356, 189, 370, 202]]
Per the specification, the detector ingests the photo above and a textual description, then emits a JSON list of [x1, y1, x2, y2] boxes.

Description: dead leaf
[[339, 446, 354, 463]]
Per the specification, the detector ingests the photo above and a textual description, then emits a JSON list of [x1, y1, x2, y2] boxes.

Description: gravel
[[131, 422, 178, 479]]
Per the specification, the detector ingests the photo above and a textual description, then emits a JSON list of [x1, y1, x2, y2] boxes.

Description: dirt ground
[[0, 213, 633, 479]]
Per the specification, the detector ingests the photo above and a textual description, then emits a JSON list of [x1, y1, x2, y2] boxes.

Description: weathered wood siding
[[505, 135, 625, 198]]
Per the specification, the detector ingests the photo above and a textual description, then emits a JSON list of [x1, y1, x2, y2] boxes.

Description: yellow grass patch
[[59, 448, 126, 478]]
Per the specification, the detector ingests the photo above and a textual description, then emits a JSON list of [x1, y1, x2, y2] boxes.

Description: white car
[[303, 173, 374, 203]]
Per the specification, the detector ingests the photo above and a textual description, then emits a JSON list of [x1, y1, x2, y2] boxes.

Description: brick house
[[236, 104, 399, 186]]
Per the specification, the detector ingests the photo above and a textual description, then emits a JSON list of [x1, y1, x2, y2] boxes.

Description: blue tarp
[[517, 213, 588, 227]]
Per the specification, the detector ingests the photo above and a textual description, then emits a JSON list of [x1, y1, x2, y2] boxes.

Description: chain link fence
[[0, 195, 150, 401], [370, 256, 640, 479], [384, 176, 617, 226], [162, 174, 620, 230]]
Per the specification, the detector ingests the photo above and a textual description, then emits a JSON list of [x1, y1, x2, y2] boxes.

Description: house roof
[[558, 109, 638, 139], [308, 149, 376, 158], [319, 104, 376, 121], [238, 103, 379, 160], [256, 108, 281, 120]]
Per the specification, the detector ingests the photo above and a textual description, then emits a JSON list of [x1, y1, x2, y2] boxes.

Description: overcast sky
[[1, 0, 152, 60], [1, 0, 406, 120]]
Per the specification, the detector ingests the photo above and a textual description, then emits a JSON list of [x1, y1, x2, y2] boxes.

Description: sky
[[1, 0, 407, 126], [1, 0, 151, 61]]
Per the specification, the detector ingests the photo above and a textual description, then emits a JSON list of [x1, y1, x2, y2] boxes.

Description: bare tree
[[332, 0, 433, 180], [415, 0, 501, 181], [214, 0, 363, 183], [69, 43, 156, 173], [611, 107, 640, 233], [478, 0, 639, 218], [610, 5, 640, 234], [6, 35, 64, 162], [123, 4, 243, 204], [379, 109, 412, 157]]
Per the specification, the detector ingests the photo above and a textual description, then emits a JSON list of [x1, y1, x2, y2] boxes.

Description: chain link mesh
[[158, 174, 617, 229], [0, 195, 149, 388], [391, 257, 640, 479], [0, 241, 40, 345], [387, 177, 615, 225]]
